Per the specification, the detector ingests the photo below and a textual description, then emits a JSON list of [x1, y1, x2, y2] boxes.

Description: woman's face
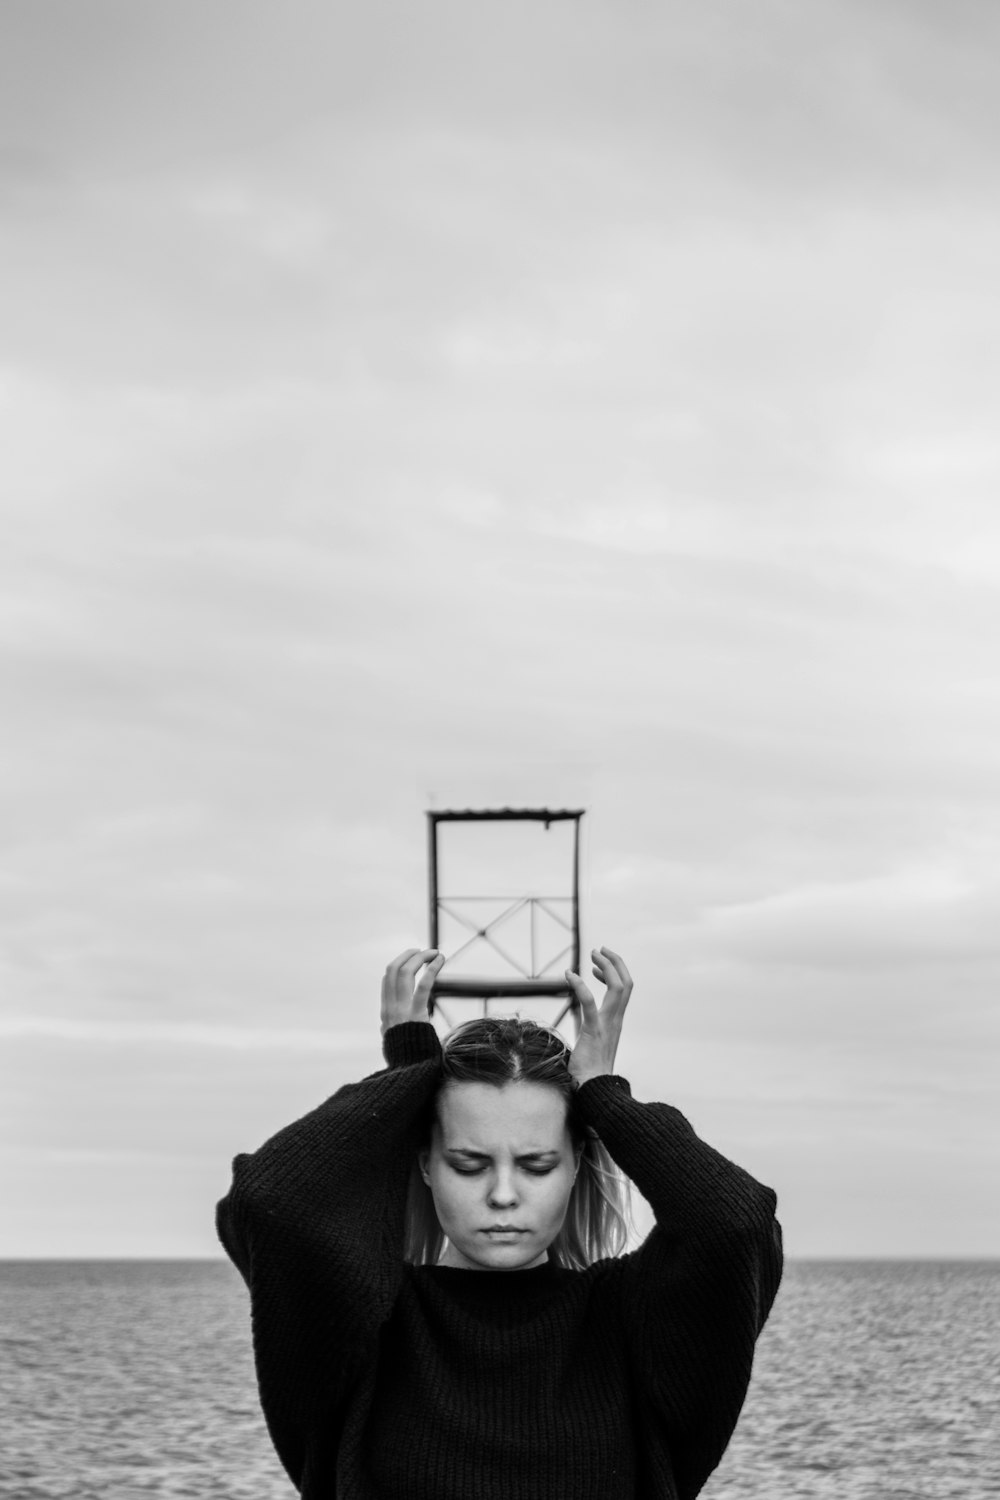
[[419, 1079, 578, 1271]]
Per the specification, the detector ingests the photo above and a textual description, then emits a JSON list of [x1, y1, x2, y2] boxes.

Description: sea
[[1, 1259, 997, 1499]]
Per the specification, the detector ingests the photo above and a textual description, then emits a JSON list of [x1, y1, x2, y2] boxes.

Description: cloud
[[2, 0, 1000, 1254], [700, 865, 1000, 968], [0, 1016, 373, 1053]]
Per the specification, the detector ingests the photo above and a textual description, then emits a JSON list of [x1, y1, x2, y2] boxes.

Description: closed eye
[[445, 1154, 560, 1176]]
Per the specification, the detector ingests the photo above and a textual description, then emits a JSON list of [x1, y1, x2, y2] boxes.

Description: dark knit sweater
[[217, 1021, 782, 1499]]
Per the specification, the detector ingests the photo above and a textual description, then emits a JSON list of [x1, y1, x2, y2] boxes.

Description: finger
[[396, 947, 441, 1007], [588, 953, 631, 1032], [565, 970, 600, 1031], [398, 948, 439, 987], [414, 951, 446, 977], [400, 947, 439, 973], [590, 948, 626, 1004], [383, 952, 419, 1025], [385, 949, 431, 1015], [387, 948, 422, 980], [590, 947, 620, 984], [598, 946, 633, 996], [413, 951, 446, 1002]]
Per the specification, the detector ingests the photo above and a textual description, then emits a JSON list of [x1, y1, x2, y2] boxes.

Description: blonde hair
[[404, 1016, 632, 1271]]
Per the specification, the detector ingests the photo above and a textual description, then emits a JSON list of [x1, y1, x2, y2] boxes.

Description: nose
[[487, 1166, 519, 1209]]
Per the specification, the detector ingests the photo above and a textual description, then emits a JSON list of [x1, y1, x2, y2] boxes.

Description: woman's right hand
[[380, 948, 446, 1036]]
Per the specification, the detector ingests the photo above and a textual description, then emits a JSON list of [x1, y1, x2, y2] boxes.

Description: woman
[[217, 946, 782, 1499]]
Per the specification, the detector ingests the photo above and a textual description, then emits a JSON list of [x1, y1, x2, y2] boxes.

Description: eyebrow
[[444, 1148, 561, 1160]]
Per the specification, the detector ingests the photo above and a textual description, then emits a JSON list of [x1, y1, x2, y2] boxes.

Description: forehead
[[436, 1080, 570, 1151]]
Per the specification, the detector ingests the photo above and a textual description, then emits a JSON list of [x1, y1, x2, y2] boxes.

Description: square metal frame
[[427, 807, 584, 1018]]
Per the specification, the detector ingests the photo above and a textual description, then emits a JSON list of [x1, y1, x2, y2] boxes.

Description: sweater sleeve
[[215, 1020, 442, 1490], [574, 1076, 783, 1500]]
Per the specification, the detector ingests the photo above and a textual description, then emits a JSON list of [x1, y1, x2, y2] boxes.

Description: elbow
[[761, 1210, 784, 1322], [216, 1191, 248, 1279], [741, 1189, 783, 1328], [702, 1183, 783, 1302], [706, 1177, 779, 1252], [216, 1157, 257, 1281], [745, 1182, 782, 1272]]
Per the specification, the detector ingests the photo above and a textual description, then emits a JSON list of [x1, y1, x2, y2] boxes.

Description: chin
[[462, 1239, 548, 1272]]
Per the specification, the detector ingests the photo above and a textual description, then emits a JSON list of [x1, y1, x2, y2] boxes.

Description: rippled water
[[1, 1260, 997, 1498], [706, 1261, 1000, 1500]]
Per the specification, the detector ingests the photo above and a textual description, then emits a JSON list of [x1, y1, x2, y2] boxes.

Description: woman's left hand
[[565, 947, 634, 1086]]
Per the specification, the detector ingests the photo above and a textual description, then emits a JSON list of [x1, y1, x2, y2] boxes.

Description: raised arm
[[215, 949, 445, 1488], [567, 951, 782, 1500]]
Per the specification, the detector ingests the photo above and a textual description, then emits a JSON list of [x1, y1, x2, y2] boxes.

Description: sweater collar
[[414, 1259, 563, 1303]]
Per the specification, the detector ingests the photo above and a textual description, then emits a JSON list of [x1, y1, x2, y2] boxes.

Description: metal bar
[[433, 976, 573, 998], [537, 943, 573, 977], [442, 928, 526, 969], [572, 813, 581, 976], [533, 897, 573, 931], [427, 813, 439, 952], [429, 808, 585, 823], [480, 928, 531, 979], [438, 898, 529, 970], [530, 898, 536, 979], [550, 998, 573, 1029], [428, 810, 587, 822], [475, 897, 528, 934], [444, 897, 528, 931], [443, 928, 497, 966], [437, 900, 486, 936], [439, 896, 527, 947], [437, 895, 573, 903]]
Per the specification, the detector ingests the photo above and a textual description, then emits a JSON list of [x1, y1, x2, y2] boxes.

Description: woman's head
[[407, 1017, 630, 1272]]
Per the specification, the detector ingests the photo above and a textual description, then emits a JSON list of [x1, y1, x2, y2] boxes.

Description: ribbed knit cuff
[[382, 1020, 442, 1068], [571, 1074, 633, 1130], [574, 1073, 632, 1104], [573, 1074, 697, 1147]]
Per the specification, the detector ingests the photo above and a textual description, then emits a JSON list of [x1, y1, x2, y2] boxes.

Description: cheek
[[427, 1167, 475, 1229], [545, 1170, 576, 1219], [529, 1168, 576, 1230]]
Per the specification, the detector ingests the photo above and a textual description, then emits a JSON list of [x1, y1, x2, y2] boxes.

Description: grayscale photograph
[[2, 3, 998, 1498]]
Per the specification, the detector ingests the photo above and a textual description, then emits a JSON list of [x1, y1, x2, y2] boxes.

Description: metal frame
[[427, 807, 584, 1029]]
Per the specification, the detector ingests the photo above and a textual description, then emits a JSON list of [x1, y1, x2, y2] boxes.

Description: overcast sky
[[3, 0, 999, 1257]]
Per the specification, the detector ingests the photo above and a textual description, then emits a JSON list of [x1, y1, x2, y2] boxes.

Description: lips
[[481, 1225, 527, 1234]]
